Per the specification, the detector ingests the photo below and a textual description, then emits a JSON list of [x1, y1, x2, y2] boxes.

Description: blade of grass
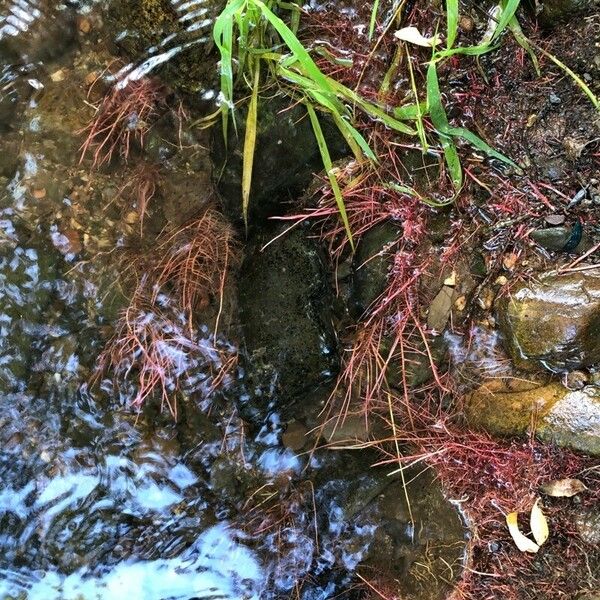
[[369, 0, 380, 40], [446, 0, 458, 50], [213, 0, 246, 139], [426, 61, 519, 180], [508, 16, 540, 76], [242, 62, 260, 230], [306, 102, 354, 250], [406, 45, 428, 152]]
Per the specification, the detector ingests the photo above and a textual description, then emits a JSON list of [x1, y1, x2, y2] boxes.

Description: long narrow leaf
[[369, 0, 380, 40], [306, 103, 354, 250], [242, 63, 260, 229], [446, 0, 458, 50]]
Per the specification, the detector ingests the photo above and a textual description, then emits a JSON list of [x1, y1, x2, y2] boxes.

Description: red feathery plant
[[97, 207, 241, 417], [79, 76, 167, 168]]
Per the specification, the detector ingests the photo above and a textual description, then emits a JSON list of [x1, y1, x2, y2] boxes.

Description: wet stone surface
[[497, 271, 600, 372], [238, 224, 339, 411]]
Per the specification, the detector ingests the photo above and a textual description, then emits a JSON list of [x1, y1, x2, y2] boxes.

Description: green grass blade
[[214, 0, 246, 139], [252, 0, 337, 101], [508, 16, 540, 76], [446, 0, 458, 50], [427, 61, 518, 180], [242, 63, 260, 230], [406, 46, 428, 151], [492, 0, 522, 43], [447, 125, 520, 168], [394, 102, 427, 120], [369, 0, 380, 41], [306, 103, 354, 250]]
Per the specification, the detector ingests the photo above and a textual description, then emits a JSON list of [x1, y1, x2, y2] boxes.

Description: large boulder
[[466, 380, 600, 456], [497, 272, 600, 372], [238, 225, 339, 404]]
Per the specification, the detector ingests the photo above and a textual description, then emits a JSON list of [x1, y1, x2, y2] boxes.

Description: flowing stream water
[[0, 2, 467, 598]]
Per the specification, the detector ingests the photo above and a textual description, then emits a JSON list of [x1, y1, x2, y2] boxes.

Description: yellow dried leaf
[[540, 478, 587, 498], [530, 499, 549, 546], [506, 512, 539, 553]]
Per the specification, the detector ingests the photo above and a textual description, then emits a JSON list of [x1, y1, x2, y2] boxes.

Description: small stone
[[84, 71, 99, 87], [427, 286, 454, 331], [565, 370, 589, 390], [478, 287, 495, 310], [495, 275, 508, 286], [502, 253, 518, 271], [443, 271, 457, 287], [62, 229, 82, 254], [459, 15, 475, 31], [78, 18, 91, 34], [455, 295, 467, 311], [50, 69, 66, 83], [544, 214, 566, 226], [32, 188, 46, 199], [549, 92, 561, 104]]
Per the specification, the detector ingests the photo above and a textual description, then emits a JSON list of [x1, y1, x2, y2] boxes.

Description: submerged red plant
[[79, 77, 166, 168], [97, 208, 241, 417]]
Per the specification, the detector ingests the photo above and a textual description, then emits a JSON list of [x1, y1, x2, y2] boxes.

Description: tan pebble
[[443, 270, 457, 287], [33, 188, 46, 199], [78, 18, 92, 34], [63, 229, 82, 253], [478, 287, 495, 310], [50, 69, 66, 83], [459, 15, 474, 32], [502, 253, 518, 271], [125, 211, 139, 224], [455, 295, 467, 311], [495, 275, 508, 286]]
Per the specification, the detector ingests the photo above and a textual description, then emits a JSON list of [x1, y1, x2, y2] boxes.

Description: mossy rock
[[497, 272, 600, 372], [238, 225, 339, 407], [466, 380, 600, 456]]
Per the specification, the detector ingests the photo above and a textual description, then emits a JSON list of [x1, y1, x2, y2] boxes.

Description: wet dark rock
[[0, 0, 77, 63], [532, 0, 599, 27], [107, 0, 223, 96], [238, 225, 339, 405], [350, 222, 400, 317], [315, 450, 465, 600], [212, 96, 346, 225], [497, 271, 600, 372], [386, 335, 448, 390], [466, 380, 600, 456], [531, 226, 593, 254]]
